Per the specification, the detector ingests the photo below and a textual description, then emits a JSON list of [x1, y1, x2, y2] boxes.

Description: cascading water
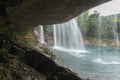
[[34, 25, 45, 44], [111, 15, 120, 55], [78, 13, 88, 39], [79, 13, 86, 38], [39, 25, 45, 43], [53, 19, 86, 53], [98, 15, 102, 43], [112, 15, 120, 47], [97, 15, 102, 55]]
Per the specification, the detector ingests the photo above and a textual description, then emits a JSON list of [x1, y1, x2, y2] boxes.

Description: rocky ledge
[[0, 32, 82, 80], [0, 0, 110, 28]]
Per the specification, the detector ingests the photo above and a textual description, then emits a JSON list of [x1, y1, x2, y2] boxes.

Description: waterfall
[[34, 25, 45, 44], [98, 15, 102, 43], [78, 13, 88, 39], [53, 19, 86, 52], [80, 13, 86, 38], [39, 25, 45, 43], [97, 15, 102, 55], [112, 15, 120, 47]]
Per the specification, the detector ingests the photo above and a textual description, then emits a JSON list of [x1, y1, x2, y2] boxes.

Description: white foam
[[69, 52, 86, 58], [53, 47, 89, 53], [93, 58, 120, 65], [53, 47, 88, 58]]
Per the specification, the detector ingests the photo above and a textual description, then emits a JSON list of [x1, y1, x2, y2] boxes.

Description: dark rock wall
[[0, 32, 82, 80], [0, 0, 110, 27], [7, 0, 110, 26]]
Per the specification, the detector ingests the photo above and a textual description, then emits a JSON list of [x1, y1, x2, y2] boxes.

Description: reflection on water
[[53, 46, 120, 80]]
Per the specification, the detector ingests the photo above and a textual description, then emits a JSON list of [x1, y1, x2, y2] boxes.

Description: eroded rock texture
[[0, 0, 110, 27], [0, 32, 82, 80]]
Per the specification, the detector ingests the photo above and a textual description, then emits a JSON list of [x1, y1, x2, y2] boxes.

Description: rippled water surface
[[53, 46, 120, 80]]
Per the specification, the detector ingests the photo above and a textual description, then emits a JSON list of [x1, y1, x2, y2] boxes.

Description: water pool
[[53, 46, 120, 80]]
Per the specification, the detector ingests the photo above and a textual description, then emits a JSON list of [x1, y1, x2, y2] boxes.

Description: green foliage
[[42, 11, 120, 42], [77, 11, 120, 41], [77, 11, 100, 38], [43, 25, 53, 36]]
